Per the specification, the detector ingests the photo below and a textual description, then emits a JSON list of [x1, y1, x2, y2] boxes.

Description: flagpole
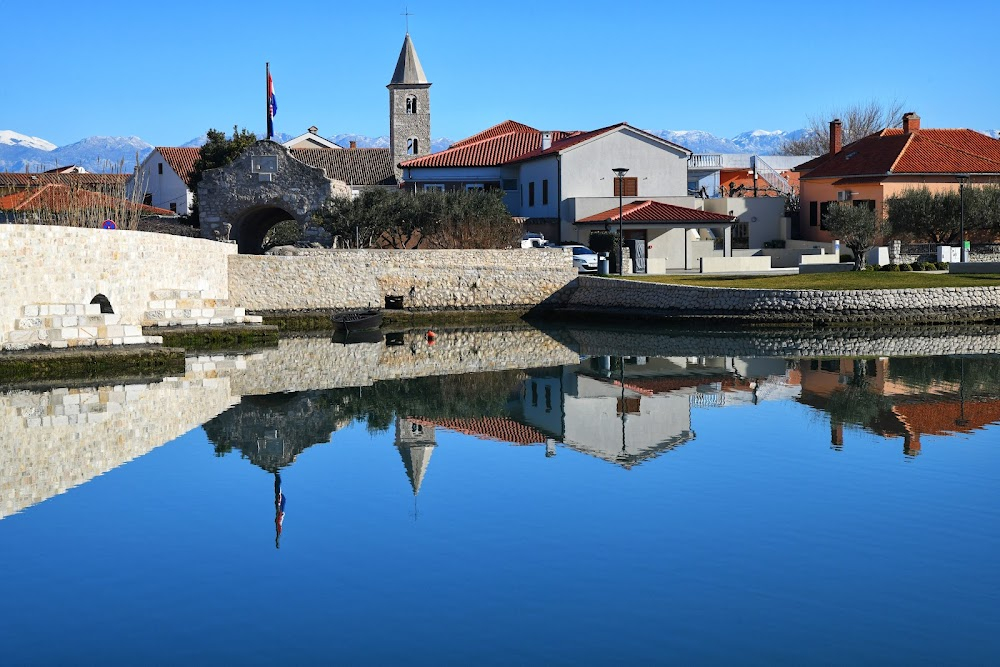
[[265, 62, 271, 140]]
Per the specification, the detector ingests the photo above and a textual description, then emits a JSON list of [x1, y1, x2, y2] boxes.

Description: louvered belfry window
[[613, 177, 638, 197]]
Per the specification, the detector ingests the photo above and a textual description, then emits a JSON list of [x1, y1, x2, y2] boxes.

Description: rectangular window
[[613, 177, 638, 197], [169, 203, 177, 213], [819, 202, 831, 230], [529, 181, 535, 207], [542, 179, 549, 205], [157, 163, 163, 175], [423, 184, 445, 192], [809, 201, 818, 226], [465, 183, 485, 191], [502, 178, 518, 191], [143, 193, 153, 206]]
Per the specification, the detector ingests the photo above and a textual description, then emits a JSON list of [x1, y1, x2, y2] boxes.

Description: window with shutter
[[613, 177, 638, 197]]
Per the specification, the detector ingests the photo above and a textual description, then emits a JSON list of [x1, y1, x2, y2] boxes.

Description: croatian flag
[[267, 68, 277, 138]]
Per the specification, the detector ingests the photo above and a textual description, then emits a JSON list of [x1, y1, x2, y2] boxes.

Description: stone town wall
[[565, 276, 1000, 323], [227, 248, 577, 311], [0, 225, 235, 350]]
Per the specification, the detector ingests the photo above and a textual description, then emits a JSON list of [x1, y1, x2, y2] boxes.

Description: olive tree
[[823, 202, 890, 270], [885, 188, 962, 243]]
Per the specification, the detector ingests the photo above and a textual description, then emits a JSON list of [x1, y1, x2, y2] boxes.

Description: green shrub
[[909, 262, 924, 271], [937, 261, 950, 270], [863, 264, 876, 271], [922, 261, 938, 271], [900, 263, 913, 271], [889, 263, 901, 272]]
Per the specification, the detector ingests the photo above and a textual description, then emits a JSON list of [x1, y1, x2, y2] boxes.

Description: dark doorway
[[90, 294, 114, 314], [235, 207, 297, 254]]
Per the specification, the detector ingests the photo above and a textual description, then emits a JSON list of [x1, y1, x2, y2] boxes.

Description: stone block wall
[[566, 275, 1000, 323], [0, 225, 235, 350], [227, 247, 578, 311]]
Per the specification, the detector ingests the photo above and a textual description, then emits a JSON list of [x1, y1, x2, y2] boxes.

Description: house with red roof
[[132, 147, 201, 216], [0, 183, 175, 222], [796, 113, 1000, 242], [399, 120, 744, 271]]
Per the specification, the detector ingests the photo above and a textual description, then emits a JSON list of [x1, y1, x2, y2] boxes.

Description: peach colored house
[[795, 113, 1000, 242]]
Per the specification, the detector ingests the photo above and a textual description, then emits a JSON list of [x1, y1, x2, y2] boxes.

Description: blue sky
[[5, 0, 997, 146]]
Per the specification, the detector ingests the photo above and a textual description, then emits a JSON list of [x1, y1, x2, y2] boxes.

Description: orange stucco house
[[795, 113, 1000, 242]]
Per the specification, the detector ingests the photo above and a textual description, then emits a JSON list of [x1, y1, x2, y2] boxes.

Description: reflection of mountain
[[202, 391, 350, 472]]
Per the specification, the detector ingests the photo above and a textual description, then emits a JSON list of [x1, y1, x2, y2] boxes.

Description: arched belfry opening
[[234, 206, 297, 255]]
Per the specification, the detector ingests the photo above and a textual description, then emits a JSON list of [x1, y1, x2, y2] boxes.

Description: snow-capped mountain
[[0, 130, 57, 152], [653, 130, 739, 154]]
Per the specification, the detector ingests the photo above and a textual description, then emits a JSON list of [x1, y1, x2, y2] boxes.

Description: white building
[[132, 147, 200, 216]]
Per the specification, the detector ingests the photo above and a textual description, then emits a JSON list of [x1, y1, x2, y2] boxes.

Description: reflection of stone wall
[[564, 325, 1000, 359], [227, 248, 576, 311], [228, 328, 581, 396], [567, 275, 1000, 323], [0, 356, 245, 519]]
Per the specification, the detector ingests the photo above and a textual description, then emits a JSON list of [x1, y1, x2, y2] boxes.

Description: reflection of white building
[[518, 357, 748, 467]]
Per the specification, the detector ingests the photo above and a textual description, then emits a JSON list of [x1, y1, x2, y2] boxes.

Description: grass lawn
[[613, 272, 1000, 290]]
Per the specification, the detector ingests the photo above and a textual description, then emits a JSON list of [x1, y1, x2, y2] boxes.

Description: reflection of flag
[[266, 65, 277, 139]]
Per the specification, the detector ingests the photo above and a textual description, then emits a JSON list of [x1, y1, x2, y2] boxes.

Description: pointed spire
[[396, 442, 434, 495], [389, 33, 429, 86]]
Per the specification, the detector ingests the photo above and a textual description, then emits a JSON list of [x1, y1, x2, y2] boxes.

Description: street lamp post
[[612, 167, 629, 275], [957, 174, 970, 262]]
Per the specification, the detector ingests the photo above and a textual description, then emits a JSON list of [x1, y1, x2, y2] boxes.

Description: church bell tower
[[388, 32, 431, 179]]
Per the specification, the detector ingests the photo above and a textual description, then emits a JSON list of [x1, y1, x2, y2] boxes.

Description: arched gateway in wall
[[198, 141, 351, 254]]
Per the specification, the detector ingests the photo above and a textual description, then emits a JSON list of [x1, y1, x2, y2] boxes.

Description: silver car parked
[[562, 244, 599, 273]]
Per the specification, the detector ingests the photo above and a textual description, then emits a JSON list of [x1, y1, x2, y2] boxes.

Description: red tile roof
[[577, 200, 735, 224], [799, 127, 1000, 180], [399, 120, 576, 168], [0, 183, 175, 216], [155, 147, 201, 187], [0, 172, 130, 189], [410, 416, 548, 446]]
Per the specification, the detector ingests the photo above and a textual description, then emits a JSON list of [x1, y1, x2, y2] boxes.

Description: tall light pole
[[957, 174, 970, 262], [613, 167, 629, 275]]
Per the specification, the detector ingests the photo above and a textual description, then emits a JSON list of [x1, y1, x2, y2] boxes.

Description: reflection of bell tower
[[394, 417, 437, 495], [388, 32, 431, 180]]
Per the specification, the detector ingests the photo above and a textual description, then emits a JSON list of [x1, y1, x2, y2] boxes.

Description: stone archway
[[234, 206, 297, 255], [197, 140, 350, 254]]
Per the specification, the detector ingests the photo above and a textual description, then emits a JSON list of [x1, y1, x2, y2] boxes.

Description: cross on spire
[[401, 6, 414, 33]]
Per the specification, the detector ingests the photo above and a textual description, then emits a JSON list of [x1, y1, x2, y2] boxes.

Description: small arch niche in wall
[[90, 294, 114, 314]]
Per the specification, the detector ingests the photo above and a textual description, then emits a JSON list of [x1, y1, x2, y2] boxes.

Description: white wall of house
[[132, 150, 193, 216], [704, 197, 786, 248]]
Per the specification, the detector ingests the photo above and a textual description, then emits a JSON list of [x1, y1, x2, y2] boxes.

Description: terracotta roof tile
[[155, 147, 201, 187], [0, 172, 130, 189], [411, 416, 548, 446], [292, 147, 397, 187], [0, 183, 175, 216], [399, 119, 575, 168], [577, 200, 735, 224], [800, 127, 1000, 179]]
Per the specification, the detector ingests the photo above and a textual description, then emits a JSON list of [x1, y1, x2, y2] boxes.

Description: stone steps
[[5, 303, 162, 351], [142, 289, 263, 327]]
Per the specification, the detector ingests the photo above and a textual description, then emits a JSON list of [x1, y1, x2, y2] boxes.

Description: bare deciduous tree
[[782, 99, 907, 155]]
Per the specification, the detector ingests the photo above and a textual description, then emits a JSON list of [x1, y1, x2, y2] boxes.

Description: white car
[[562, 244, 599, 273]]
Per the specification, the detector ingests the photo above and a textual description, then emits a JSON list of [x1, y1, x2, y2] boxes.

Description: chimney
[[349, 140, 357, 149], [541, 131, 552, 151], [830, 119, 843, 155], [902, 112, 920, 134]]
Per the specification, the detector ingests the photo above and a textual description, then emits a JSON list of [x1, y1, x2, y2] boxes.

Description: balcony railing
[[688, 154, 723, 169]]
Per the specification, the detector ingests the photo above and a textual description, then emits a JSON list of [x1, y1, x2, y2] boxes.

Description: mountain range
[[3, 127, 999, 174]]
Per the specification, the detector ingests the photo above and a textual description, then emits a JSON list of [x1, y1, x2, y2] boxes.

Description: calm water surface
[[1, 325, 998, 665]]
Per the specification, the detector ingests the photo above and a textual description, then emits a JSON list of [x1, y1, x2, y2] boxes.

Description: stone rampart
[[227, 247, 577, 311], [0, 225, 235, 350], [564, 275, 1000, 323]]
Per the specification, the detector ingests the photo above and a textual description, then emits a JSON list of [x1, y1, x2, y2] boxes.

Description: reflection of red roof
[[577, 200, 735, 224], [411, 416, 548, 446], [623, 374, 749, 394], [800, 127, 1000, 179], [893, 399, 1000, 436], [0, 184, 175, 216], [156, 147, 201, 187]]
